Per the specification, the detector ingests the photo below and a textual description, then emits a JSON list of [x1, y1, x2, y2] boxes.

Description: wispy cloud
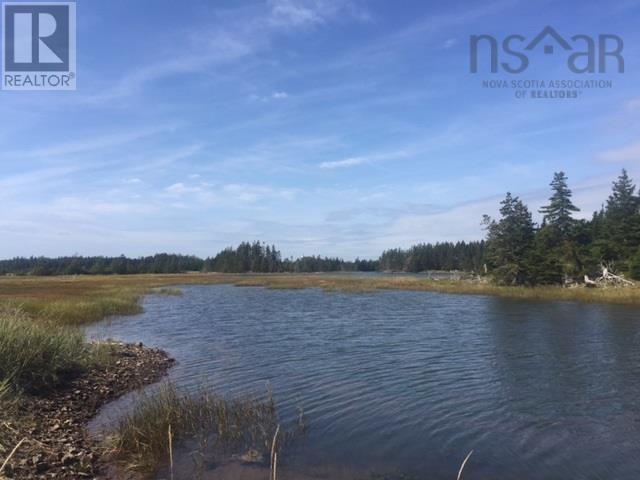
[[165, 182, 203, 195], [268, 0, 370, 28], [627, 98, 640, 110], [85, 1, 368, 104], [1, 125, 175, 161], [443, 38, 458, 49], [249, 91, 290, 102], [319, 156, 369, 169], [598, 142, 640, 163], [223, 183, 298, 202], [319, 150, 409, 169], [163, 181, 299, 205]]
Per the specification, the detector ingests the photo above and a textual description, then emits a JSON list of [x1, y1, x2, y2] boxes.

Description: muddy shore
[[0, 342, 174, 479]]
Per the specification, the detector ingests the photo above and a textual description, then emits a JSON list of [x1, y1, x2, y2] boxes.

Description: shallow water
[[85, 285, 640, 479]]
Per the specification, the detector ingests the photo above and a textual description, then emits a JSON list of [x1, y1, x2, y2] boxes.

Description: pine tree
[[603, 169, 640, 262], [539, 171, 580, 236], [484, 193, 536, 285]]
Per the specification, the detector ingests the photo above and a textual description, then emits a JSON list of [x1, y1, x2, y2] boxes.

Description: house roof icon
[[525, 26, 572, 54]]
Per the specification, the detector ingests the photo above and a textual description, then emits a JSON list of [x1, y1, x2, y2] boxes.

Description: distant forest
[[0, 240, 482, 276], [2, 169, 639, 285]]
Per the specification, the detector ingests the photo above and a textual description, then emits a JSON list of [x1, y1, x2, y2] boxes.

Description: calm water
[[85, 285, 640, 479]]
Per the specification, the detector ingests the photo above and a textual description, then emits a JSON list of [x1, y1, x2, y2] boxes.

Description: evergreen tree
[[602, 169, 640, 262], [539, 171, 579, 236], [484, 193, 536, 285], [528, 225, 563, 284]]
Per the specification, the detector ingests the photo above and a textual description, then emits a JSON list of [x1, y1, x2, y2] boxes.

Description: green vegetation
[[378, 241, 485, 272], [0, 253, 204, 276], [106, 382, 291, 477], [0, 242, 378, 275], [0, 306, 91, 394], [484, 169, 640, 285]]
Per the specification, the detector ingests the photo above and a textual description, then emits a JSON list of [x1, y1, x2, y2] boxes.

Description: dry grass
[[0, 274, 226, 325], [1, 273, 640, 330]]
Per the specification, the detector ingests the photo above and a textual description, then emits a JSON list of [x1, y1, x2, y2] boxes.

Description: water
[[85, 285, 640, 479]]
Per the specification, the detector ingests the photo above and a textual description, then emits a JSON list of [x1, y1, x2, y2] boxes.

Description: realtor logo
[[2, 2, 76, 90]]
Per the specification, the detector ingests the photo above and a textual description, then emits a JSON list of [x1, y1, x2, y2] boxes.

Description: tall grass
[[0, 306, 90, 394], [3, 274, 639, 330], [107, 382, 287, 476]]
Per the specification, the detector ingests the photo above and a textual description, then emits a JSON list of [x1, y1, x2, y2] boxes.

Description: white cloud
[[85, 1, 367, 104], [249, 91, 290, 102], [319, 156, 369, 169], [223, 183, 298, 202], [598, 142, 640, 163], [165, 182, 202, 195], [267, 0, 369, 28], [627, 98, 640, 110], [443, 38, 458, 49], [319, 149, 409, 169]]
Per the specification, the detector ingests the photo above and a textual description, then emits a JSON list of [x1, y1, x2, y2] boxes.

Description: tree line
[[378, 241, 485, 272], [0, 242, 378, 276], [2, 169, 639, 284], [484, 169, 640, 285]]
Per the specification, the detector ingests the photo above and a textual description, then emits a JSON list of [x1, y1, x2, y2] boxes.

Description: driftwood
[[584, 263, 635, 288]]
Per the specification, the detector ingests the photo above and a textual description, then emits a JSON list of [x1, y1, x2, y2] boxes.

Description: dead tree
[[585, 262, 636, 288]]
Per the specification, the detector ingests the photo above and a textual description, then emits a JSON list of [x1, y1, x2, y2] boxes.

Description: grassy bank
[[0, 305, 93, 395], [1, 273, 640, 330]]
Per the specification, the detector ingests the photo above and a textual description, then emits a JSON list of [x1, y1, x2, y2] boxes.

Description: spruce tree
[[603, 169, 640, 261], [539, 171, 579, 236], [484, 193, 536, 285]]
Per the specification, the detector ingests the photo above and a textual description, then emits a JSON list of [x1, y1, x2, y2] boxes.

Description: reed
[[106, 382, 285, 477]]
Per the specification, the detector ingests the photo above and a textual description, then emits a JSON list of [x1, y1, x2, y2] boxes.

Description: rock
[[64, 455, 78, 466], [239, 449, 265, 464], [4, 341, 174, 479]]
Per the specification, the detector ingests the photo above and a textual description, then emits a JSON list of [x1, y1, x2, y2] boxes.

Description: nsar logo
[[470, 26, 624, 74]]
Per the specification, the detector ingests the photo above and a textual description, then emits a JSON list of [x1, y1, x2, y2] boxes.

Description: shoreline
[[1, 274, 638, 479], [0, 341, 174, 479], [1, 274, 639, 328]]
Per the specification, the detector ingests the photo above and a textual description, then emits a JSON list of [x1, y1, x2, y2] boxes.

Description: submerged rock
[[238, 448, 266, 465]]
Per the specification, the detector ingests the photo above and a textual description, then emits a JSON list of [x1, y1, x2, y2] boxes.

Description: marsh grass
[[2, 273, 638, 331], [150, 287, 184, 296], [0, 306, 91, 395], [106, 382, 293, 477]]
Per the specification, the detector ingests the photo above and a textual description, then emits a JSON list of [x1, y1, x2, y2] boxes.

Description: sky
[[1, 0, 640, 259]]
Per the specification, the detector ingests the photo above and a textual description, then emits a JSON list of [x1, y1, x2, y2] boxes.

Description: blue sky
[[1, 0, 640, 259]]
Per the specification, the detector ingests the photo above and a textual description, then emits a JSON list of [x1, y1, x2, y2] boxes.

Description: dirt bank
[[0, 342, 174, 479]]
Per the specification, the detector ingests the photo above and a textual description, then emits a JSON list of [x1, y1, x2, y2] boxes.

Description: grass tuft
[[106, 382, 289, 476], [0, 305, 90, 394]]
